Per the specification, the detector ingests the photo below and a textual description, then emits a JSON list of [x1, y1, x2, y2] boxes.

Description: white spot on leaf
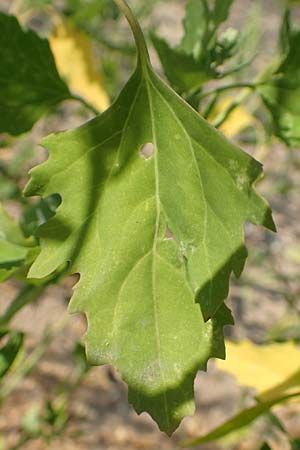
[[139, 142, 154, 160]]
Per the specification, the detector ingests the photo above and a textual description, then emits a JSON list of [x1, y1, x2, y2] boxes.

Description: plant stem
[[212, 88, 251, 128], [211, 57, 282, 128], [0, 267, 67, 327], [198, 81, 264, 101], [93, 34, 136, 55], [70, 95, 100, 116], [8, 435, 31, 450], [202, 93, 219, 119], [0, 316, 68, 403], [0, 284, 44, 327], [113, 0, 150, 69]]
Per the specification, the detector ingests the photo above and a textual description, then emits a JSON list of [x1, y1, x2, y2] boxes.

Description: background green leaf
[[183, 391, 300, 446], [212, 0, 234, 26], [0, 12, 71, 136], [152, 0, 244, 95], [151, 32, 210, 93], [259, 12, 300, 146], [180, 0, 209, 61], [0, 204, 34, 271], [0, 331, 24, 379]]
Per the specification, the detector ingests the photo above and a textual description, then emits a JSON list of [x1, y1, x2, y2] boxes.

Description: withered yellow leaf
[[50, 19, 109, 112], [208, 97, 255, 138], [216, 340, 300, 398]]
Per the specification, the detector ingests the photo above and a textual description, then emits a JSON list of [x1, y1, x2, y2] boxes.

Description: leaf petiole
[[70, 95, 100, 116], [198, 81, 266, 101], [113, 0, 150, 70], [212, 88, 252, 128]]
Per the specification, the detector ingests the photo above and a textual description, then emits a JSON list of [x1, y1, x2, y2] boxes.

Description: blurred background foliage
[[0, 0, 300, 449]]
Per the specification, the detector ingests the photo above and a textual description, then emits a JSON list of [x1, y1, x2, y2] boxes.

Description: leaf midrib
[[147, 73, 214, 311], [145, 72, 171, 430]]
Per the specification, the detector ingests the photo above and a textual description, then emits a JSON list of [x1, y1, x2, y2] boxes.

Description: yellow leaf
[[284, 245, 300, 264], [208, 97, 255, 138], [216, 340, 300, 399], [50, 19, 109, 112]]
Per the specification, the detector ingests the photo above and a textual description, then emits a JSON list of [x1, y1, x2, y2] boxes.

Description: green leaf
[[151, 33, 209, 94], [44, 397, 69, 433], [0, 204, 34, 270], [291, 439, 300, 450], [279, 9, 292, 55], [21, 194, 61, 238], [212, 0, 234, 26], [0, 269, 15, 283], [72, 341, 91, 375], [151, 0, 211, 93], [180, 0, 234, 58], [259, 20, 300, 147], [0, 331, 9, 340], [0, 331, 24, 378], [0, 240, 29, 269], [0, 13, 71, 136], [179, 0, 209, 61], [259, 444, 272, 450], [25, 0, 274, 434], [183, 391, 300, 446], [151, 0, 238, 95]]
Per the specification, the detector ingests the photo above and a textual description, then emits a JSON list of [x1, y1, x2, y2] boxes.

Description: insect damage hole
[[139, 142, 154, 160], [164, 226, 176, 241]]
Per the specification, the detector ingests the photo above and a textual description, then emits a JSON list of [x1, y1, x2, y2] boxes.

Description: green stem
[[212, 88, 251, 128], [259, 370, 300, 403], [0, 267, 66, 327], [93, 34, 136, 55], [0, 284, 44, 327], [211, 57, 282, 129], [0, 316, 68, 403], [8, 435, 31, 450], [113, 0, 150, 70], [70, 95, 100, 116], [202, 93, 219, 119], [198, 81, 265, 101]]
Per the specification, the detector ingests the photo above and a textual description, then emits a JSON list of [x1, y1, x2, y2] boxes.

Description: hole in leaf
[[66, 273, 80, 288], [139, 142, 154, 160], [164, 226, 176, 241]]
